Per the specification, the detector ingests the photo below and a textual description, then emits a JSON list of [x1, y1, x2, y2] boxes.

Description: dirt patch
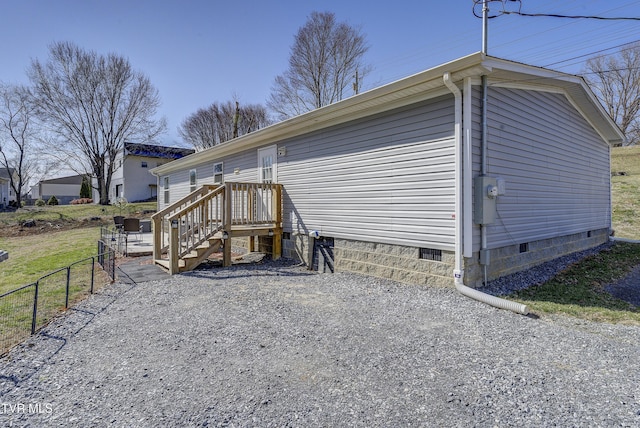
[[0, 218, 111, 238], [0, 212, 154, 238]]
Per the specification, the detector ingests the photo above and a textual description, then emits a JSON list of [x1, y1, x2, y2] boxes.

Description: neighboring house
[[151, 53, 624, 288], [31, 174, 86, 205], [0, 168, 18, 208], [105, 142, 194, 203]]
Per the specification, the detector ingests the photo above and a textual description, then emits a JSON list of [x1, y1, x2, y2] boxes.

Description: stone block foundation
[[275, 229, 609, 289], [333, 238, 455, 287], [464, 228, 610, 287]]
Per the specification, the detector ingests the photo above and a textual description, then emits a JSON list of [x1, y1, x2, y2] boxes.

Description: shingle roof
[[124, 143, 195, 160]]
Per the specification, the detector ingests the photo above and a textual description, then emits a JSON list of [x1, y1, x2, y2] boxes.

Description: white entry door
[[257, 145, 277, 221], [258, 145, 277, 184]]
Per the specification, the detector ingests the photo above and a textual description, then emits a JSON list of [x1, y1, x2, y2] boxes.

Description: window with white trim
[[189, 169, 197, 192], [213, 162, 223, 184]]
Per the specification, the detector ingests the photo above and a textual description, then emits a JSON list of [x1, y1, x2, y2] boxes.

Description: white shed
[[151, 53, 624, 288]]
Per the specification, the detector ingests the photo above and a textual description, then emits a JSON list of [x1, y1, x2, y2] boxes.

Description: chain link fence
[[0, 241, 116, 356]]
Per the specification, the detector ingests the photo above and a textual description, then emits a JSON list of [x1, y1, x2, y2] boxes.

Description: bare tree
[[584, 43, 640, 145], [268, 11, 370, 121], [178, 100, 270, 151], [0, 84, 40, 207], [29, 42, 167, 205]]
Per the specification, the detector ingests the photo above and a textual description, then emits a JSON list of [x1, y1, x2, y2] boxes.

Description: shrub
[[70, 198, 93, 205], [47, 195, 59, 206], [80, 175, 92, 199], [35, 199, 46, 207]]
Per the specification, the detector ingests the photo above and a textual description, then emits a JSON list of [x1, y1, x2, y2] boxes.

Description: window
[[163, 177, 170, 204], [189, 169, 197, 192], [213, 162, 223, 184], [141, 161, 148, 168]]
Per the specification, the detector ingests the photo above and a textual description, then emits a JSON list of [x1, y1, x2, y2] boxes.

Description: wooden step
[[155, 258, 185, 270]]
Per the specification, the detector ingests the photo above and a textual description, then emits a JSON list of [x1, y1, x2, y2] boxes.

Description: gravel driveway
[[1, 260, 639, 427]]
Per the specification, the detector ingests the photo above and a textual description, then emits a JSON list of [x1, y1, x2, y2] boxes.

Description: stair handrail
[[166, 185, 227, 273], [155, 181, 283, 274], [152, 184, 223, 260]]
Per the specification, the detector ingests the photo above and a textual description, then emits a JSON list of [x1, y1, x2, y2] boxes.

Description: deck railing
[[151, 182, 282, 273]]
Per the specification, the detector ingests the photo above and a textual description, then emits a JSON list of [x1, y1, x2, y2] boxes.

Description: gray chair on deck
[[113, 215, 125, 232]]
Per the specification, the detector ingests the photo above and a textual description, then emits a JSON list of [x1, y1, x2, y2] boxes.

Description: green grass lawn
[[509, 242, 640, 324], [611, 146, 640, 240], [0, 227, 100, 293]]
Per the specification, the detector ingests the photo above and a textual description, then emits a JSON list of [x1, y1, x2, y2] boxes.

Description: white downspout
[[443, 72, 529, 315], [463, 77, 473, 259]]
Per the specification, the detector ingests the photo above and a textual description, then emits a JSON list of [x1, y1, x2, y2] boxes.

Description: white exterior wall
[[478, 87, 611, 250], [108, 154, 169, 203], [160, 96, 457, 251], [109, 151, 125, 203], [121, 155, 160, 202], [0, 180, 9, 206], [40, 183, 81, 199]]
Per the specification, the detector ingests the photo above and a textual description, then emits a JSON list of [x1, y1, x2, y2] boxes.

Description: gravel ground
[[1, 259, 639, 427]]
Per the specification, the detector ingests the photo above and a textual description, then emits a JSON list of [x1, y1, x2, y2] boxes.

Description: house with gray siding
[[151, 53, 624, 288]]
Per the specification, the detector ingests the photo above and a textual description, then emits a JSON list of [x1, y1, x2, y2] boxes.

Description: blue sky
[[1, 0, 640, 149]]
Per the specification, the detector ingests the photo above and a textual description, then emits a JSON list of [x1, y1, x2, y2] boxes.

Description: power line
[[504, 11, 640, 21], [473, 0, 640, 21], [544, 39, 640, 68]]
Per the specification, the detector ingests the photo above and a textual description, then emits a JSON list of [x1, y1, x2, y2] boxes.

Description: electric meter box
[[474, 175, 498, 225]]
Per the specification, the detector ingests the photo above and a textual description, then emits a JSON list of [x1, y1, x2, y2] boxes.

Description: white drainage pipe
[[455, 279, 529, 315], [443, 71, 529, 316]]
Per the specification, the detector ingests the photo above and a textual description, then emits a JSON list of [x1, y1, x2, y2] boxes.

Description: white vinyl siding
[[482, 87, 610, 249], [157, 97, 456, 250], [281, 96, 456, 250]]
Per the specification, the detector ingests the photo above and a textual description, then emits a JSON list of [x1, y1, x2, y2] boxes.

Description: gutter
[[443, 72, 529, 315]]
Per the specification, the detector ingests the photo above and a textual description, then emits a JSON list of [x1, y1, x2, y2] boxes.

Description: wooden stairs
[[154, 235, 223, 273], [151, 182, 282, 274]]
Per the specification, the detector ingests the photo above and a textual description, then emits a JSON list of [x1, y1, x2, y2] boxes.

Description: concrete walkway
[[117, 256, 169, 284], [123, 231, 154, 257]]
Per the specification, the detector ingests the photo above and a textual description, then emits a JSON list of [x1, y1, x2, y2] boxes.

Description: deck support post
[[169, 220, 179, 274], [223, 183, 232, 267], [272, 230, 282, 260]]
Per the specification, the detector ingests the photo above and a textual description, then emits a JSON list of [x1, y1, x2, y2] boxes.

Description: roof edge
[[152, 52, 624, 175]]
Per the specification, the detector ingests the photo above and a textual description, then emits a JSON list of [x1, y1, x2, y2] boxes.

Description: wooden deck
[[151, 182, 282, 274]]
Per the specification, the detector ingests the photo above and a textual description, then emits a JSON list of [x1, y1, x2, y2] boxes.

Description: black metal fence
[[0, 242, 116, 356], [100, 226, 129, 256]]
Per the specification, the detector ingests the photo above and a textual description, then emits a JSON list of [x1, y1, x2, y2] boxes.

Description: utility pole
[[232, 101, 240, 139], [482, 0, 489, 54]]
